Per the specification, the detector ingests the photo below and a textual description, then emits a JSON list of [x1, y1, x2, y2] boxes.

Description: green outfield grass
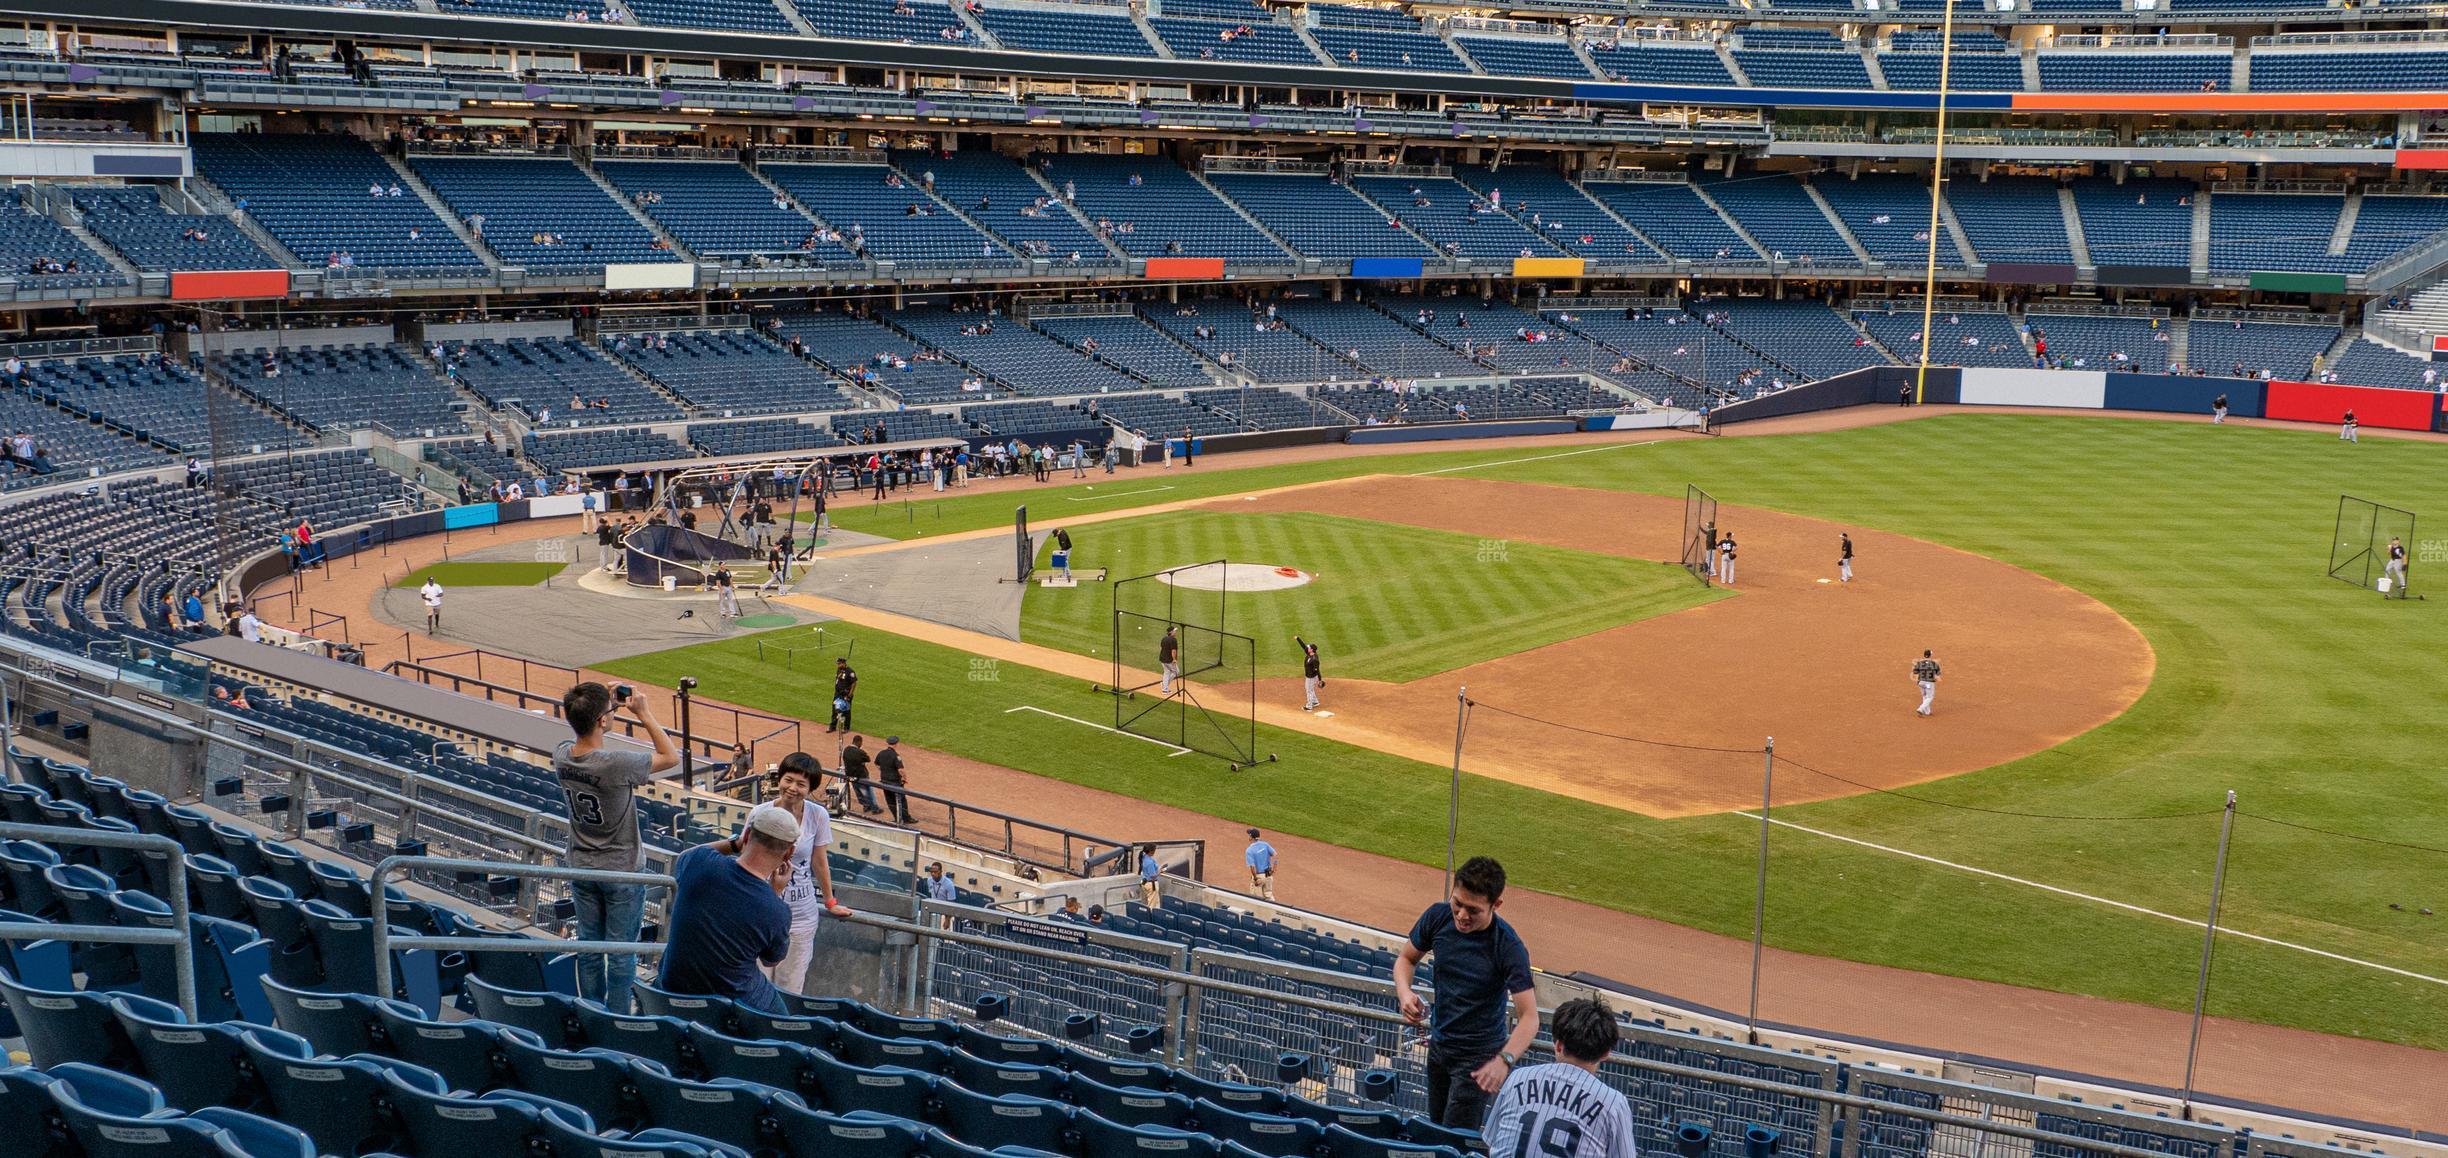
[[1017, 510, 1723, 681], [393, 561, 566, 588], [606, 415, 2448, 1055]]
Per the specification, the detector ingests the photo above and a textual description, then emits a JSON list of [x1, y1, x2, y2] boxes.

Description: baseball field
[[601, 411, 2448, 1061]]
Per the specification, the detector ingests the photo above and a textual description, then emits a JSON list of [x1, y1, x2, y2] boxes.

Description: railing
[[2210, 179, 2351, 194], [2351, 226, 2448, 294], [2251, 28, 2448, 46], [404, 140, 566, 157], [2029, 300, 2171, 319], [1344, 160, 1453, 179], [0, 821, 195, 1016], [0, 333, 157, 360], [379, 657, 751, 765], [371, 855, 673, 999], [1200, 156, 1330, 175], [1447, 15, 1569, 35], [599, 311, 748, 333], [2051, 33, 2231, 47], [2193, 306, 2343, 326], [1582, 169, 1689, 185], [754, 146, 888, 165], [591, 143, 738, 161], [804, 765, 1203, 880]]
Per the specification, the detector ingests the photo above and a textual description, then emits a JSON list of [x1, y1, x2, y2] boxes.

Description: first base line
[[1004, 705, 1193, 756]]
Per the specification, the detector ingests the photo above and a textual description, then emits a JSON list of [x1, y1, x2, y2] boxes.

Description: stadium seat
[[500, 1028, 646, 1131], [809, 1052, 937, 1122], [110, 992, 271, 1110], [375, 997, 511, 1091], [574, 1002, 700, 1074], [636, 979, 733, 1029], [0, 964, 137, 1070], [240, 1026, 441, 1155], [1192, 1101, 1322, 1157], [1173, 1072, 1284, 1115], [381, 1072, 573, 1157], [465, 974, 581, 1045], [686, 1022, 819, 1100], [1070, 1073, 1195, 1129], [729, 1003, 842, 1050], [837, 1022, 956, 1071], [1078, 1111, 1225, 1158], [773, 1104, 927, 1158], [628, 1061, 794, 1154], [537, 1104, 746, 1158], [1319, 1123, 1465, 1158]]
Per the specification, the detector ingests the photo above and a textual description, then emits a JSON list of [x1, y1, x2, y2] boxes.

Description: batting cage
[[1681, 484, 1719, 585], [1110, 561, 1264, 768], [2329, 495, 2418, 599]]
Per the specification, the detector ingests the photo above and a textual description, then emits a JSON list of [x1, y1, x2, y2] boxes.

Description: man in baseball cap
[[661, 805, 801, 1011], [1245, 828, 1278, 901]]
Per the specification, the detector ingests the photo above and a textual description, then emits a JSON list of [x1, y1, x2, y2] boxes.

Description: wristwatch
[[1499, 1051, 1518, 1068]]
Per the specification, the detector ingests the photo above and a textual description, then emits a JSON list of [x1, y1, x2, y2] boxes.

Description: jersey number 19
[[1508, 1112, 1586, 1158]]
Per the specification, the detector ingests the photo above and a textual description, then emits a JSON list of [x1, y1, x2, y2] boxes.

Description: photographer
[[553, 681, 680, 1014]]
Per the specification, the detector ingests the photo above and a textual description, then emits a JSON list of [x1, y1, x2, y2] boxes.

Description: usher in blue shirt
[[659, 845, 792, 1012]]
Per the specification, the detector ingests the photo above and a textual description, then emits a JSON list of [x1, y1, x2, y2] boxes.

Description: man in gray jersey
[[1483, 998, 1639, 1158], [555, 682, 680, 1014]]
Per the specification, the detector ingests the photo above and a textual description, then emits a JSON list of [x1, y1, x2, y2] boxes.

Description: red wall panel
[[1142, 257, 1225, 280], [169, 269, 290, 301], [2263, 380, 2440, 431]]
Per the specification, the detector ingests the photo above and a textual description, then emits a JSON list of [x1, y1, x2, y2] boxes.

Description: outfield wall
[[1716, 368, 2446, 431]]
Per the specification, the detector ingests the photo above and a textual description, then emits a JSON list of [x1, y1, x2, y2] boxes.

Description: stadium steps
[[408, 347, 520, 436], [1135, 11, 1175, 57], [1716, 43, 1750, 84], [191, 357, 322, 442], [2230, 42, 2251, 92], [1365, 300, 1496, 370], [2058, 185, 2092, 268], [2168, 319, 2191, 368], [1687, 182, 1773, 262], [1188, 169, 1305, 261], [574, 154, 702, 264], [881, 157, 1030, 264], [2329, 192, 2363, 257], [1131, 305, 1240, 370], [2317, 327, 2360, 367], [1439, 26, 1491, 75], [2019, 50, 2040, 92], [59, 216, 145, 286], [1340, 181, 1454, 259], [1845, 311, 1894, 361], [188, 175, 306, 268], [741, 162, 864, 270], [1567, 37, 1605, 79], [1288, 19, 1338, 65], [950, 1, 994, 45], [591, 334, 706, 415], [2190, 191, 2212, 275], [1566, 176, 1734, 262], [379, 153, 507, 270], [1860, 46, 1887, 90], [1938, 188, 1979, 267], [1801, 178, 1875, 266], [1017, 163, 1129, 261]]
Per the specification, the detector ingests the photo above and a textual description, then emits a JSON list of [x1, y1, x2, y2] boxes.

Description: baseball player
[[2212, 394, 2227, 424], [1702, 521, 1720, 580], [2342, 409, 2358, 443], [1717, 533, 1737, 587], [1838, 533, 1854, 583], [1912, 649, 1941, 717], [1296, 635, 1324, 711], [1158, 625, 1180, 696], [420, 577, 444, 635], [2386, 536, 2409, 594]]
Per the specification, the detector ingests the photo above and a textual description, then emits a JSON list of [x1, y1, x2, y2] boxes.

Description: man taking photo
[[661, 807, 798, 1013], [553, 682, 679, 1014]]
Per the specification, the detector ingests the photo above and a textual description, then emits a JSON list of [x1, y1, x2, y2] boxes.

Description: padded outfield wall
[[1715, 368, 2445, 431]]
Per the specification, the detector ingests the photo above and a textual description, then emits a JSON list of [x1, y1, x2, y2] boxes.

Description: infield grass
[[1017, 510, 1724, 681], [606, 414, 2448, 1061], [393, 561, 567, 588]]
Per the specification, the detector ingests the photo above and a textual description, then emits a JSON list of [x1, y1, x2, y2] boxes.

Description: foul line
[[1735, 812, 2448, 988], [1004, 705, 1193, 757], [1414, 438, 1669, 477], [1067, 485, 1175, 502]]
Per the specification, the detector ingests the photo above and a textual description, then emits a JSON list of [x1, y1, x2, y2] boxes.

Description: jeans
[[572, 879, 646, 1014], [1425, 1040, 1498, 1131], [849, 776, 880, 812]]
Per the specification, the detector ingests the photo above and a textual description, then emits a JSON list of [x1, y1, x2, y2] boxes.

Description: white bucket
[[662, 576, 678, 592]]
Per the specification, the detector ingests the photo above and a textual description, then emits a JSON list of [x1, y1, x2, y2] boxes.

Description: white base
[[1040, 575, 1078, 588]]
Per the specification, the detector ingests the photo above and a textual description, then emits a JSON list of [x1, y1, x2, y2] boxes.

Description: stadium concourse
[[195, 408, 2441, 1132]]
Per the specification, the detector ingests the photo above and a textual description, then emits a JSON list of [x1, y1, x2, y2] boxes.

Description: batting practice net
[[1111, 561, 1261, 766], [1013, 505, 1033, 583], [2328, 495, 2416, 599], [1681, 484, 1719, 585]]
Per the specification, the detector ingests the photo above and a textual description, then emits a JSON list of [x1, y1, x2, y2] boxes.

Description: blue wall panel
[[441, 502, 502, 530], [1351, 257, 1425, 279], [2103, 374, 2265, 418]]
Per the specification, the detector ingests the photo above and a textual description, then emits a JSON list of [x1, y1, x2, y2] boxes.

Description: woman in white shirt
[[743, 753, 852, 996]]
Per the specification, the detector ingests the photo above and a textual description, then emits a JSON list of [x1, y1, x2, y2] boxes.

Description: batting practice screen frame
[[1110, 561, 1259, 765], [1013, 505, 1033, 583], [1681, 484, 1719, 585], [2329, 495, 2416, 599]]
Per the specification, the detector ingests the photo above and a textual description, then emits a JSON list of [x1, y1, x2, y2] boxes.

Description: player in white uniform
[[1717, 534, 1737, 587], [419, 578, 444, 634], [2386, 536, 2409, 594], [727, 752, 853, 997], [1483, 998, 1640, 1158], [1838, 533, 1854, 583]]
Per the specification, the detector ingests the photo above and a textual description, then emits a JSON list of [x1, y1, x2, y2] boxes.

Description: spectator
[[920, 861, 958, 903], [838, 733, 881, 815], [1061, 896, 1084, 919], [1481, 998, 1638, 1158], [553, 682, 681, 1014], [1395, 855, 1538, 1132], [237, 606, 264, 643], [1245, 828, 1278, 900], [732, 753, 850, 997], [181, 590, 207, 632], [659, 807, 798, 1012], [876, 735, 912, 824], [1086, 904, 1106, 925], [1137, 843, 1161, 908]]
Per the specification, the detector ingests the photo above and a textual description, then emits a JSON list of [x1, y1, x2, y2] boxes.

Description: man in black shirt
[[596, 518, 620, 570], [1396, 856, 1536, 1131], [2212, 394, 2228, 424], [828, 657, 858, 732], [1839, 533, 1854, 584], [877, 735, 912, 824], [838, 734, 881, 814], [1157, 625, 1180, 696], [1296, 635, 1324, 711]]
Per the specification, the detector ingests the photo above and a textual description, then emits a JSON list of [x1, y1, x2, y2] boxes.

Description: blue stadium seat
[[0, 963, 137, 1070], [687, 1023, 818, 1101], [1071, 1074, 1195, 1129], [573, 1001, 699, 1074], [809, 1052, 937, 1122], [109, 993, 270, 1111], [538, 1104, 747, 1158], [936, 1083, 1076, 1154], [500, 1028, 646, 1131], [1192, 1101, 1321, 1157], [1078, 1111, 1224, 1158], [629, 1061, 793, 1154], [773, 1104, 927, 1158], [375, 998, 511, 1092]]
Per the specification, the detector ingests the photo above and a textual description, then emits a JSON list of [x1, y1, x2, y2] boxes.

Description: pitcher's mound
[[1159, 562, 1312, 591]]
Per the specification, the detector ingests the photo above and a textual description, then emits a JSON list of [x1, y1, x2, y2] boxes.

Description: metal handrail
[[0, 821, 194, 1017], [370, 855, 674, 999]]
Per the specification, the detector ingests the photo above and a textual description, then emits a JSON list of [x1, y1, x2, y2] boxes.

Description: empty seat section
[[2071, 177, 2194, 268], [974, 3, 1161, 56], [609, 330, 860, 415], [1031, 315, 1214, 387], [774, 311, 983, 403], [2343, 195, 2448, 270], [889, 150, 1098, 262], [891, 306, 1145, 395], [22, 355, 298, 454], [1586, 180, 1757, 262], [410, 155, 676, 270], [1453, 165, 1660, 262], [525, 428, 693, 472], [1581, 40, 1735, 84], [208, 346, 461, 437], [1813, 175, 1962, 266], [2206, 193, 2353, 273], [1946, 177, 2073, 265], [1149, 17, 1319, 64], [448, 339, 684, 426], [1709, 300, 1889, 380], [764, 163, 1009, 269], [1144, 305, 1352, 382], [1350, 174, 1560, 260], [1207, 173, 1437, 259], [0, 189, 126, 291], [1452, 34, 1593, 79], [1701, 175, 1855, 265], [1731, 30, 1872, 88], [687, 417, 846, 456], [625, 0, 794, 32], [1308, 21, 1472, 73], [1858, 308, 2028, 368], [2037, 51, 2230, 92], [793, 0, 968, 40], [2024, 313, 2169, 372], [2249, 50, 2448, 91], [69, 186, 280, 273], [1279, 302, 1486, 378], [593, 160, 838, 260], [193, 134, 484, 275], [2183, 320, 2336, 380], [2328, 338, 2434, 388], [1042, 155, 1286, 263]]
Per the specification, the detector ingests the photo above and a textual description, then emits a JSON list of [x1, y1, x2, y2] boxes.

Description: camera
[[679, 677, 699, 691], [614, 685, 633, 702]]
